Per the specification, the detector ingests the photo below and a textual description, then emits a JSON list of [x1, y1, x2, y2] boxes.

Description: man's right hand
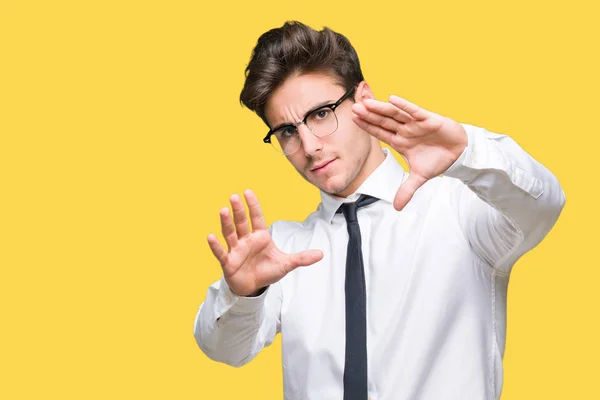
[[207, 189, 324, 297]]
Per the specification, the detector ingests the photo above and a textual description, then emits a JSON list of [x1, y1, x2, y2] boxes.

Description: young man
[[193, 21, 565, 400]]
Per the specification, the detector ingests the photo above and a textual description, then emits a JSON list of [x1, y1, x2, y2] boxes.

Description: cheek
[[340, 122, 368, 152], [286, 153, 307, 171]]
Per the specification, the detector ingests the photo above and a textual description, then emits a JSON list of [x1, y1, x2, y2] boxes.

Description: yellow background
[[1, 0, 598, 398]]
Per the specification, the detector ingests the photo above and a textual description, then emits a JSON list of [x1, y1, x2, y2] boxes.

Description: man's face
[[264, 72, 381, 197]]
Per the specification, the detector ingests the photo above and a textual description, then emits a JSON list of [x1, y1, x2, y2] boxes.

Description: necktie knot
[[337, 194, 379, 224]]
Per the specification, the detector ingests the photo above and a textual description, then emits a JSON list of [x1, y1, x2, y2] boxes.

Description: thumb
[[393, 174, 427, 211], [288, 249, 324, 270]]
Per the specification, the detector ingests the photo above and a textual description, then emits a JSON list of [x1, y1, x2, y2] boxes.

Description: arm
[[193, 190, 322, 366], [445, 124, 566, 272], [193, 276, 282, 367], [350, 93, 565, 272]]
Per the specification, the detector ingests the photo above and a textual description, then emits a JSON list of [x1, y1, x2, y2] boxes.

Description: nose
[[298, 123, 322, 157]]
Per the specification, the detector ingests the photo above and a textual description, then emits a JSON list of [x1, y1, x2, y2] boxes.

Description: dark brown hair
[[239, 21, 364, 127]]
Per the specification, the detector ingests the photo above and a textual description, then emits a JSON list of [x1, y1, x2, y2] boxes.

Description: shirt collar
[[319, 148, 407, 224]]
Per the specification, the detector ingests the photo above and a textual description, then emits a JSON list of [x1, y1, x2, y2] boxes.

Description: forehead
[[264, 72, 345, 126]]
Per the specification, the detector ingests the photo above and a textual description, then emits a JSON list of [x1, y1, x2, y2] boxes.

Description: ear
[[355, 81, 374, 103]]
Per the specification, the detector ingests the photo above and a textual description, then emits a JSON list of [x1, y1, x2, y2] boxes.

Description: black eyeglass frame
[[262, 86, 357, 146]]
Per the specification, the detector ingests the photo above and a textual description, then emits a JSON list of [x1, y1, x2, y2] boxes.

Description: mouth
[[311, 159, 336, 173]]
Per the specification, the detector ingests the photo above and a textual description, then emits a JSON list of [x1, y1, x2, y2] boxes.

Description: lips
[[311, 159, 335, 171]]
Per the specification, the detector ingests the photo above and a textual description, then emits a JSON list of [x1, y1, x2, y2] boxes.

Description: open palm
[[207, 190, 323, 296], [352, 95, 467, 211]]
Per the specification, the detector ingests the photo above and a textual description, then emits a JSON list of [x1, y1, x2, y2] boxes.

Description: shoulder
[[268, 209, 324, 248], [269, 209, 322, 236]]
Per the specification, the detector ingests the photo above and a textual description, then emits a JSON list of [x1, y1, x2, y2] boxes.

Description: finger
[[352, 103, 402, 132], [352, 113, 410, 150], [207, 233, 229, 267], [230, 193, 250, 238], [220, 207, 238, 250], [393, 174, 427, 211], [287, 249, 324, 270], [244, 189, 267, 231], [352, 113, 396, 143], [361, 98, 413, 124], [389, 95, 431, 121]]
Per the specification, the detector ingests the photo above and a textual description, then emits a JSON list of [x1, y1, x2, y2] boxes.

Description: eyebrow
[[270, 99, 335, 132]]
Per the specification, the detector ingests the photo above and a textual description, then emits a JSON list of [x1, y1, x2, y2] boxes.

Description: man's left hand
[[352, 95, 468, 211]]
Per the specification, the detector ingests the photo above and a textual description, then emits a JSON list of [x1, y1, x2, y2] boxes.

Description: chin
[[316, 175, 351, 197]]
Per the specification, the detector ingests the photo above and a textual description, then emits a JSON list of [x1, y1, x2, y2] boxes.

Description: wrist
[[246, 286, 268, 297], [229, 285, 268, 298]]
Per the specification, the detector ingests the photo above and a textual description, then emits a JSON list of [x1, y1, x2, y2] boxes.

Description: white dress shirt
[[194, 124, 565, 400]]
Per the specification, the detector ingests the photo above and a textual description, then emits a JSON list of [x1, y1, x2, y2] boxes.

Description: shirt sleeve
[[193, 226, 282, 367], [444, 123, 566, 273]]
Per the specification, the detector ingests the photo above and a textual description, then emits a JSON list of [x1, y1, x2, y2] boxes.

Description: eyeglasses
[[263, 86, 356, 155]]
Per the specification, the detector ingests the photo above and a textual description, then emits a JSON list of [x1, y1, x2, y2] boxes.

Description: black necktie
[[336, 194, 379, 400]]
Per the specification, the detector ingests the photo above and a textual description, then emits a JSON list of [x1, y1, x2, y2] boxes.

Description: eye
[[314, 108, 331, 120], [276, 126, 297, 140]]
